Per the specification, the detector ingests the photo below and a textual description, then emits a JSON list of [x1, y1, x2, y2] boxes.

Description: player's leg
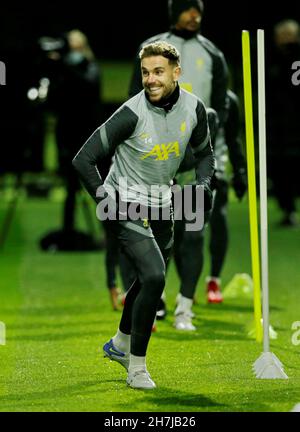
[[268, 155, 298, 226], [174, 226, 205, 330], [119, 250, 136, 293], [173, 218, 185, 280], [104, 218, 173, 389], [102, 220, 122, 310], [172, 185, 207, 329], [63, 169, 80, 232], [207, 180, 229, 303]]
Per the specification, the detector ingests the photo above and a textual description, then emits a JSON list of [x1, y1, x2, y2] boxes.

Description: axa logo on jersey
[[141, 142, 180, 161]]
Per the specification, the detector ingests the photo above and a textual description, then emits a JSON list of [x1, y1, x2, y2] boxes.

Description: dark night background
[[1, 0, 300, 63], [0, 0, 299, 100], [0, 0, 299, 174]]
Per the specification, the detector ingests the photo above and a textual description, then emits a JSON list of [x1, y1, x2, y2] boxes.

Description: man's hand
[[232, 168, 247, 200]]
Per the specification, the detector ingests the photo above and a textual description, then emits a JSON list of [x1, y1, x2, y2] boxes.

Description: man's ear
[[174, 66, 181, 80]]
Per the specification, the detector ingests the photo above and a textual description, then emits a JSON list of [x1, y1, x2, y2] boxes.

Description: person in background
[[49, 29, 101, 238], [129, 0, 230, 327], [43, 30, 122, 308], [266, 19, 300, 227], [174, 89, 247, 329]]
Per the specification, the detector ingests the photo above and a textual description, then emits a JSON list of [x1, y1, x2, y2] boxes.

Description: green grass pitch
[[0, 193, 300, 412]]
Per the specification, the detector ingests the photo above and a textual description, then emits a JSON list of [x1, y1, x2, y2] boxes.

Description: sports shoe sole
[[207, 296, 223, 304], [126, 372, 156, 390]]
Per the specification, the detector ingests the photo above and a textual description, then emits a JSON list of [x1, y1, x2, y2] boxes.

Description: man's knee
[[142, 270, 165, 293]]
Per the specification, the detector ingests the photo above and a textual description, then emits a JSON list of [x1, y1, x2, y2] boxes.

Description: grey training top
[[73, 88, 215, 208], [129, 32, 228, 185]]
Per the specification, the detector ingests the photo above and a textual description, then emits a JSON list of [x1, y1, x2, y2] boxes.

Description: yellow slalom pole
[[242, 31, 263, 343]]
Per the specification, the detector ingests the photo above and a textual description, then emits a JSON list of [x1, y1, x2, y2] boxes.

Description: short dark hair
[[139, 41, 180, 66]]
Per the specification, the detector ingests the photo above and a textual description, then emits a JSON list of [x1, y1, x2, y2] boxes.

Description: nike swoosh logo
[[107, 346, 125, 357]]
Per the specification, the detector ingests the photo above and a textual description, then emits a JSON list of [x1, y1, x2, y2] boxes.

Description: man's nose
[[147, 73, 156, 84]]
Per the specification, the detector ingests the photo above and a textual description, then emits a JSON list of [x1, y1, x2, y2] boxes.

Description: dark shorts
[[108, 216, 174, 254]]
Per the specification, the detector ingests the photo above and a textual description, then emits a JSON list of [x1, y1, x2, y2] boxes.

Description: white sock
[[175, 295, 193, 315], [112, 329, 130, 353], [206, 276, 221, 284], [129, 354, 147, 373]]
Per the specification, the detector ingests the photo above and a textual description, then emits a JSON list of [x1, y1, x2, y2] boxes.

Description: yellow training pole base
[[246, 319, 278, 340]]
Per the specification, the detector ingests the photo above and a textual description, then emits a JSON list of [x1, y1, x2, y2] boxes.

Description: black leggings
[[102, 220, 119, 290], [209, 180, 228, 277], [110, 219, 173, 356]]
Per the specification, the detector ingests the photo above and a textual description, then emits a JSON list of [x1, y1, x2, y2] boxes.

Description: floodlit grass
[[0, 193, 300, 412]]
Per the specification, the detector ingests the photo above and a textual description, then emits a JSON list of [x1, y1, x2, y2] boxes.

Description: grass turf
[[0, 193, 300, 412]]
